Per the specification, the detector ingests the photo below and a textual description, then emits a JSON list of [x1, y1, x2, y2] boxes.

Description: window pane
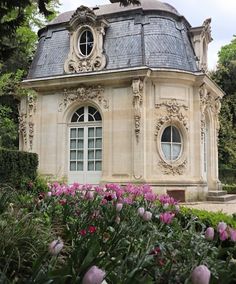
[[77, 139, 83, 149], [96, 127, 102, 137], [70, 139, 76, 149], [88, 139, 94, 148], [88, 150, 94, 159], [172, 144, 181, 160], [87, 43, 93, 54], [87, 31, 93, 43], [95, 149, 102, 159], [95, 138, 102, 148], [70, 162, 76, 171], [78, 114, 84, 122], [88, 128, 94, 137], [80, 44, 86, 55], [161, 143, 171, 160], [88, 114, 95, 121], [88, 161, 94, 171], [172, 126, 181, 142], [88, 106, 96, 115], [71, 113, 78, 122], [80, 31, 86, 43], [78, 128, 84, 138], [94, 112, 102, 121], [70, 129, 76, 138], [77, 161, 83, 171], [70, 150, 76, 160], [95, 161, 102, 171], [162, 126, 171, 142], [77, 150, 83, 160]]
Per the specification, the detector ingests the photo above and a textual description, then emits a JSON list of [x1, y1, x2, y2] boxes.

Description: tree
[[211, 36, 236, 169]]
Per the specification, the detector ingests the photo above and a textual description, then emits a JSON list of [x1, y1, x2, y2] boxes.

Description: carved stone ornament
[[28, 93, 37, 117], [58, 85, 108, 111], [64, 6, 109, 74], [28, 122, 34, 150], [132, 79, 143, 142], [155, 99, 188, 137], [159, 159, 187, 175], [199, 84, 222, 142], [18, 113, 27, 146]]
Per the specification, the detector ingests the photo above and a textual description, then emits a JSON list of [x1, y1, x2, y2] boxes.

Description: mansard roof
[[27, 0, 198, 79]]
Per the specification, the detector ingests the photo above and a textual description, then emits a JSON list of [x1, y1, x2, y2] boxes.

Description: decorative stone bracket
[[64, 6, 109, 73], [132, 79, 143, 142], [58, 85, 109, 111]]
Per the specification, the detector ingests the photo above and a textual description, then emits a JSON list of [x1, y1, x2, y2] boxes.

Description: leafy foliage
[[211, 36, 236, 170]]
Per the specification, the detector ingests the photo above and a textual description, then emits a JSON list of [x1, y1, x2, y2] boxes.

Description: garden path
[[183, 200, 236, 215]]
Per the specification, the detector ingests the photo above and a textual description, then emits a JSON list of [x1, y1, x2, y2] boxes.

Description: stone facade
[[21, 0, 224, 201]]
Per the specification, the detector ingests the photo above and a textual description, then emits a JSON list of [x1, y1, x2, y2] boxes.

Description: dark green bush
[[0, 148, 38, 187], [223, 184, 236, 194], [220, 168, 236, 184]]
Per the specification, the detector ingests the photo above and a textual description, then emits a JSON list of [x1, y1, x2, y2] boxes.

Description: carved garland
[[58, 85, 108, 111], [155, 99, 188, 175], [132, 79, 143, 142], [18, 113, 27, 146]]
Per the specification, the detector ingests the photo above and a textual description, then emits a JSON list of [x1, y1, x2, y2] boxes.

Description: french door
[[68, 106, 102, 184]]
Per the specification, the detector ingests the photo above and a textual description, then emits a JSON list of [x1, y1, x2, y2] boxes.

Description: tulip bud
[[115, 216, 121, 224], [217, 222, 227, 233], [49, 238, 64, 256], [229, 228, 236, 242], [191, 265, 211, 284], [138, 207, 145, 217], [143, 211, 152, 221], [116, 203, 123, 212], [82, 266, 105, 284], [205, 227, 214, 241]]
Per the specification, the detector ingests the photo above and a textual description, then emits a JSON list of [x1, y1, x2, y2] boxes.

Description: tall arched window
[[161, 125, 182, 161], [69, 106, 102, 184]]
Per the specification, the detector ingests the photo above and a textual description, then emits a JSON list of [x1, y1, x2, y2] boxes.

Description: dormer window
[[79, 29, 94, 57]]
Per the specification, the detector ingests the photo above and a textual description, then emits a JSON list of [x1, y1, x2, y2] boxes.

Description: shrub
[[0, 148, 38, 187], [220, 168, 236, 184], [223, 184, 236, 194]]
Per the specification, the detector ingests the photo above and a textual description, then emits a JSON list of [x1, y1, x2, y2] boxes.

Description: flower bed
[[1, 182, 236, 283]]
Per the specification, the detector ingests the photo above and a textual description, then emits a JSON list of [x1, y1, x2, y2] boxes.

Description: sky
[[59, 0, 236, 70]]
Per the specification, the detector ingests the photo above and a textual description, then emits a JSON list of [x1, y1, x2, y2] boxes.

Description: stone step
[[208, 191, 227, 197], [207, 194, 236, 202]]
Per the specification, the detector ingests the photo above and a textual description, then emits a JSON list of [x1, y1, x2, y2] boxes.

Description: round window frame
[[157, 122, 187, 166], [75, 26, 95, 59]]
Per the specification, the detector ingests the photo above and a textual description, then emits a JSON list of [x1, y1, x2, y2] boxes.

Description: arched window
[[69, 106, 102, 184], [78, 29, 94, 57], [161, 125, 182, 161]]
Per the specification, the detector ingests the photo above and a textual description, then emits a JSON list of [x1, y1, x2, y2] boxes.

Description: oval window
[[161, 125, 182, 161], [78, 29, 94, 57]]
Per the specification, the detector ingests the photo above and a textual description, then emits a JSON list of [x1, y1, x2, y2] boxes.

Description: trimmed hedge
[[180, 207, 236, 228], [0, 148, 38, 187], [223, 184, 236, 194]]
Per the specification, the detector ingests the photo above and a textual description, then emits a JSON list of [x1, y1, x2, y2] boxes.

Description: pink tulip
[[191, 265, 211, 284], [82, 266, 105, 284], [217, 222, 227, 233], [219, 230, 228, 241], [143, 211, 152, 221], [85, 191, 94, 200], [160, 212, 175, 224], [138, 207, 145, 217], [47, 191, 52, 197], [116, 203, 123, 212], [205, 227, 214, 241], [229, 228, 236, 242], [49, 238, 64, 256]]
